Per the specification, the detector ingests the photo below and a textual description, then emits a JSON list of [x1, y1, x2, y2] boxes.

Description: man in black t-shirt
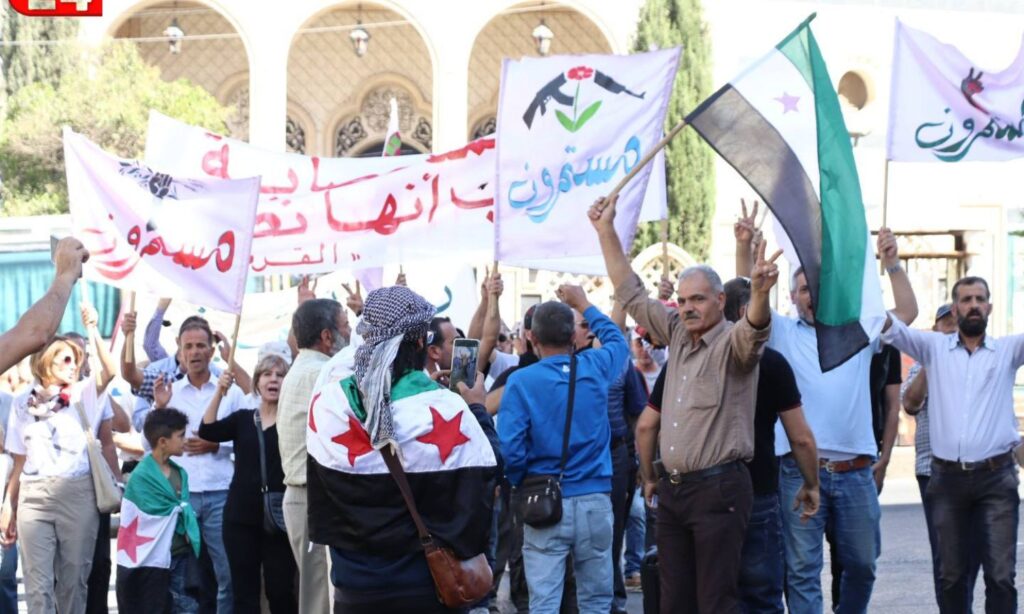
[[646, 277, 821, 612]]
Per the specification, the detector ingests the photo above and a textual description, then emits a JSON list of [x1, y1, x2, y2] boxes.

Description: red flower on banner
[[567, 66, 594, 81]]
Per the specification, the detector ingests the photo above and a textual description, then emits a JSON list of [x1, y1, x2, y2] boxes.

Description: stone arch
[[108, 0, 251, 113], [467, 2, 614, 137], [287, 2, 434, 157]]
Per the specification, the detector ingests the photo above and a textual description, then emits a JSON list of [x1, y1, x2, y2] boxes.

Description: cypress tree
[[632, 0, 715, 261], [2, 8, 79, 98]]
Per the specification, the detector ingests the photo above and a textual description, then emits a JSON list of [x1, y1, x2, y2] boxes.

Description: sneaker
[[625, 572, 642, 592]]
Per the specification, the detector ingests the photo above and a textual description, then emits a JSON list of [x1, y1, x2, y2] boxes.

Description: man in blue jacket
[[498, 284, 629, 614]]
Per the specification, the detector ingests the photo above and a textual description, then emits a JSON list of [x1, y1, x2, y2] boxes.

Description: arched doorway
[[110, 1, 251, 139], [467, 2, 613, 139], [287, 3, 434, 157]]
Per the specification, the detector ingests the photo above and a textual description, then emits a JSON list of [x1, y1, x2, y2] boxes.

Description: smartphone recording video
[[449, 338, 480, 392]]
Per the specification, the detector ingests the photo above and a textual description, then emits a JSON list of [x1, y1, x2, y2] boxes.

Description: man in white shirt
[[153, 317, 244, 614], [278, 297, 349, 614], [769, 229, 917, 613], [882, 276, 1022, 613]]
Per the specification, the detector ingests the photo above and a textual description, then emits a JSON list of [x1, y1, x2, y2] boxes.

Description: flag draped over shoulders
[[117, 455, 200, 569]]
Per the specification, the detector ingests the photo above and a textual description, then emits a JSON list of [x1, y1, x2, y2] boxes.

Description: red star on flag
[[417, 407, 470, 463], [308, 392, 321, 433], [331, 416, 374, 466], [117, 516, 156, 564]]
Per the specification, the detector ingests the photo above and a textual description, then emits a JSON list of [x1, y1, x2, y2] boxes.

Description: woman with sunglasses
[[0, 336, 121, 614]]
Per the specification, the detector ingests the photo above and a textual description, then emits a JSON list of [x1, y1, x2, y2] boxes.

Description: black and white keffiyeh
[[354, 286, 435, 450]]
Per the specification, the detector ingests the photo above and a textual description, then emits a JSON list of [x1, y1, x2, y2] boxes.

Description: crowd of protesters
[[0, 198, 1021, 614]]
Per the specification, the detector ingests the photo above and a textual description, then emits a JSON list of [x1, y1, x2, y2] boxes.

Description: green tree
[[632, 0, 715, 261], [1, 8, 80, 98], [1, 43, 232, 216]]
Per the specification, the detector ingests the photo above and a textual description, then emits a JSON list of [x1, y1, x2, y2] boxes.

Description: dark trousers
[[334, 587, 458, 614], [610, 442, 638, 613], [919, 475, 981, 611], [656, 463, 753, 613], [222, 519, 298, 613], [928, 461, 1019, 614], [86, 512, 111, 614], [116, 565, 171, 614]]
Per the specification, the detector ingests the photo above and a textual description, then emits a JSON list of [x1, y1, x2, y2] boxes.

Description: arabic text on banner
[[64, 128, 260, 314], [888, 19, 1024, 163], [145, 112, 495, 274], [494, 49, 680, 274]]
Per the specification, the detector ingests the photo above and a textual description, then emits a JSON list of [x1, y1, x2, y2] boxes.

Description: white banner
[[64, 128, 259, 314], [888, 19, 1024, 162], [145, 112, 495, 274], [495, 49, 680, 273]]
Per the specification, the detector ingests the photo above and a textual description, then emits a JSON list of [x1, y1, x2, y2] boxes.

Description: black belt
[[660, 460, 743, 485], [933, 451, 1014, 472]]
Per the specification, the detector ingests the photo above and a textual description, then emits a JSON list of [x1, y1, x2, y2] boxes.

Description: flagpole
[[660, 219, 670, 279], [880, 158, 891, 274], [124, 291, 136, 364], [608, 119, 688, 201], [226, 312, 242, 370]]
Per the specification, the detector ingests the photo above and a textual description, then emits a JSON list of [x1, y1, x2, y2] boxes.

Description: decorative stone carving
[[226, 86, 250, 141], [471, 116, 496, 140], [412, 117, 432, 150], [285, 117, 306, 154], [335, 117, 369, 156], [361, 87, 414, 133]]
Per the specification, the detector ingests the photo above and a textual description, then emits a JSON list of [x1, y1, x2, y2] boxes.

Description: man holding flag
[[680, 14, 918, 612]]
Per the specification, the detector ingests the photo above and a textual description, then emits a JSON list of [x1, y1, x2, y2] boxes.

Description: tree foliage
[[632, 0, 715, 261], [1, 10, 80, 99], [1, 42, 232, 216]]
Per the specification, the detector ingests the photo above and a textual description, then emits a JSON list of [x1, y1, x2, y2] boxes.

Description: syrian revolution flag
[[383, 97, 403, 157], [117, 456, 200, 570], [307, 371, 497, 559], [686, 14, 884, 371], [888, 19, 1024, 162]]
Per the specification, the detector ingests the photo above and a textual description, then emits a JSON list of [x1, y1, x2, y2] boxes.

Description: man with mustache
[[882, 277, 1023, 613], [591, 195, 779, 612]]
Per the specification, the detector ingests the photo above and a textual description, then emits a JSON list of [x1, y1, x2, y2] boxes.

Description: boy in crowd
[[115, 409, 201, 614]]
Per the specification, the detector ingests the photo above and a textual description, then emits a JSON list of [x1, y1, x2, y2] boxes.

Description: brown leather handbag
[[380, 445, 493, 608]]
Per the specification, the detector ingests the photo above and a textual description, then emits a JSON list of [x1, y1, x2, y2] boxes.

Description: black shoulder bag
[[515, 352, 577, 528], [253, 411, 287, 535]]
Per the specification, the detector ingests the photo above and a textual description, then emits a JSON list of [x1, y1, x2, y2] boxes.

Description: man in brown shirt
[[590, 194, 780, 613]]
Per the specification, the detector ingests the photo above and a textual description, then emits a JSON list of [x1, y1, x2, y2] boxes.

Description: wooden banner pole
[[124, 291, 136, 364], [608, 118, 688, 201]]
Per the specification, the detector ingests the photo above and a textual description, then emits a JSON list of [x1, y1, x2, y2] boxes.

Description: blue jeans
[[170, 554, 199, 613], [779, 457, 880, 614], [192, 490, 233, 614], [0, 543, 16, 614], [927, 461, 1019, 613], [623, 486, 646, 576], [739, 493, 784, 614], [522, 492, 613, 614]]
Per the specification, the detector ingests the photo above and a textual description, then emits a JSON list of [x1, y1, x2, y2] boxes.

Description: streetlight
[[163, 17, 184, 55], [350, 4, 370, 58], [532, 19, 553, 56]]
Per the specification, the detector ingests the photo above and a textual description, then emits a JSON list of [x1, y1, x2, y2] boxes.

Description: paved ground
[[15, 450, 1024, 612], [492, 451, 1024, 614]]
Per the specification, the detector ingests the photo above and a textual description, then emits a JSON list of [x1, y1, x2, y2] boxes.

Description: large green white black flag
[[686, 15, 884, 372]]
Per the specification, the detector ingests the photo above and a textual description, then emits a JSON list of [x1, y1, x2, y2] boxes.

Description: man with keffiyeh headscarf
[[306, 286, 501, 614]]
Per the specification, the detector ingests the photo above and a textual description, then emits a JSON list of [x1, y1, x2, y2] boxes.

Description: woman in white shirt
[[0, 336, 120, 614]]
